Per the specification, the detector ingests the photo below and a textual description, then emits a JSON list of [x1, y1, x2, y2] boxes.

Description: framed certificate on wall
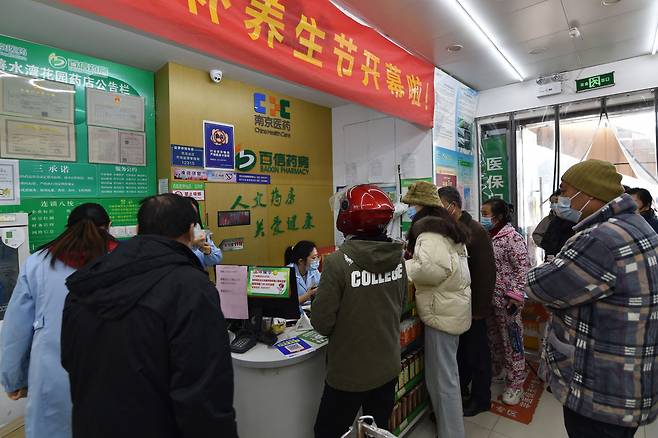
[[0, 75, 75, 124], [0, 116, 76, 161]]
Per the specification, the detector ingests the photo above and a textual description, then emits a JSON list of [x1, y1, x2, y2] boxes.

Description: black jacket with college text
[[61, 235, 238, 438]]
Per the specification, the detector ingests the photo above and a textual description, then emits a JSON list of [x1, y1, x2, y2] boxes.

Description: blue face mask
[[406, 206, 417, 220], [551, 192, 590, 223], [480, 217, 494, 230], [309, 260, 320, 271]]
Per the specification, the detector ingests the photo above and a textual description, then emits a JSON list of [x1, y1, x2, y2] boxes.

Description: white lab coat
[[0, 251, 74, 438]]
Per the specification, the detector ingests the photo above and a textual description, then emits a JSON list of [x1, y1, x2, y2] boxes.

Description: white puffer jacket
[[405, 217, 472, 335]]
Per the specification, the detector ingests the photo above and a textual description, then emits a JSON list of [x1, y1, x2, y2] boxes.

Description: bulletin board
[[0, 35, 156, 250], [432, 69, 479, 218], [157, 63, 333, 266]]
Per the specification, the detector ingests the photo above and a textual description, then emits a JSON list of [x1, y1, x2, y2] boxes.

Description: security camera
[[209, 69, 223, 83], [568, 26, 581, 39]]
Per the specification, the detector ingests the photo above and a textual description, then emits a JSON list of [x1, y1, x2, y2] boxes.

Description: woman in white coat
[[405, 207, 471, 438], [0, 203, 117, 438]]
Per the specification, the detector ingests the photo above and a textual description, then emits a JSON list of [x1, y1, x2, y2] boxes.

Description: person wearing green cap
[[526, 159, 658, 437]]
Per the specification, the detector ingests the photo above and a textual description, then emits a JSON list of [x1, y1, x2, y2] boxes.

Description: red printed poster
[[57, 0, 435, 127], [435, 173, 457, 188]]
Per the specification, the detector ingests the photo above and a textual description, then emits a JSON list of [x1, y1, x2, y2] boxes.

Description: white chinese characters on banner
[[486, 157, 503, 172], [1, 59, 132, 94]]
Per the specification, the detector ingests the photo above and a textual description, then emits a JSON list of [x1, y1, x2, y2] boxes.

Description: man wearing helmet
[[311, 185, 407, 438]]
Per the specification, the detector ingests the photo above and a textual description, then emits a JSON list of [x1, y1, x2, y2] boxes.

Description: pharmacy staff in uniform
[[284, 240, 321, 305]]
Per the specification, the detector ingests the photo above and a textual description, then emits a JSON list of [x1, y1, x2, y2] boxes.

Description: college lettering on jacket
[[351, 264, 403, 287]]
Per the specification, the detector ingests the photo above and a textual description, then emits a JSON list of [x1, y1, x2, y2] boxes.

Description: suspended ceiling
[[339, 0, 658, 89], [0, 0, 656, 99]]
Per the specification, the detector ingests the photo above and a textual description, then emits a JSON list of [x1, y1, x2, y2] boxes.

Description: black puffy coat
[[62, 235, 238, 438], [640, 209, 658, 234]]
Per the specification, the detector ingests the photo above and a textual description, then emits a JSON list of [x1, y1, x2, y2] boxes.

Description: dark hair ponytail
[[38, 203, 115, 268], [406, 206, 442, 252], [483, 198, 513, 225], [284, 240, 317, 266]]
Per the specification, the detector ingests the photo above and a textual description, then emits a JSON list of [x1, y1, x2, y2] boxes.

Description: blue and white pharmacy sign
[[203, 121, 235, 170], [171, 144, 204, 168]]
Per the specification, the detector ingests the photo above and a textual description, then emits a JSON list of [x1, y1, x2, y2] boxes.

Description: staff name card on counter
[[216, 265, 249, 319]]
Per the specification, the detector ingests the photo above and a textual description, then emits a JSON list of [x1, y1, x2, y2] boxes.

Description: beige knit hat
[[561, 159, 624, 203], [401, 181, 441, 207]]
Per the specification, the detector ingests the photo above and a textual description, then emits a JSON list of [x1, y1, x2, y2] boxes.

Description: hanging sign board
[[57, 0, 435, 127]]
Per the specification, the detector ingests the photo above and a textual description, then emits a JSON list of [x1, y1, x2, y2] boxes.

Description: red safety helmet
[[336, 184, 394, 236]]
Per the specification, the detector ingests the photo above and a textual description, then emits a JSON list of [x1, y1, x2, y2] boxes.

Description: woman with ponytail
[[0, 203, 117, 438]]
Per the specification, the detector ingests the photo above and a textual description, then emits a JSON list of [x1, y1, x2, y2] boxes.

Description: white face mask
[[406, 206, 417, 220], [551, 191, 591, 223]]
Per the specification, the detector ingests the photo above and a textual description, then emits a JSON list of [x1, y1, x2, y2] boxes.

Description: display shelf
[[396, 372, 425, 402], [394, 402, 429, 437], [401, 336, 423, 355]]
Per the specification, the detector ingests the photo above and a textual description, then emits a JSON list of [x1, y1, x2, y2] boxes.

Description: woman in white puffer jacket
[[406, 208, 471, 438]]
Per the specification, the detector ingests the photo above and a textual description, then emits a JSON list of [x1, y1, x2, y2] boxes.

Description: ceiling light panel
[[447, 0, 525, 82]]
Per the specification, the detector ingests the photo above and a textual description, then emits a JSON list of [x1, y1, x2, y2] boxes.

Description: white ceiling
[[0, 0, 348, 108], [339, 0, 658, 90], [0, 0, 655, 100]]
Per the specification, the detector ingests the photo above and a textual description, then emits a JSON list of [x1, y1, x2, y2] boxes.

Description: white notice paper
[[433, 71, 458, 150], [88, 126, 119, 164], [0, 75, 75, 123], [119, 131, 146, 166], [216, 265, 249, 320], [0, 159, 20, 206], [158, 178, 169, 194], [86, 88, 145, 131], [1, 227, 25, 249], [0, 116, 75, 161]]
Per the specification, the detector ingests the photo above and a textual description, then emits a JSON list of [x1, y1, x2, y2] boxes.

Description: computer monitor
[[217, 265, 301, 350], [246, 266, 300, 320]]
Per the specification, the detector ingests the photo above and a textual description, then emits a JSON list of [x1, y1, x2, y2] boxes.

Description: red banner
[[56, 0, 434, 127]]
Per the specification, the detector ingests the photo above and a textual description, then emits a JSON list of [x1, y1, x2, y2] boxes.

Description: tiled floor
[[408, 382, 657, 438]]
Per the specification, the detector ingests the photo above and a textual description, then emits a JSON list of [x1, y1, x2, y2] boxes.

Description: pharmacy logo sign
[[236, 149, 257, 172], [48, 53, 67, 69]]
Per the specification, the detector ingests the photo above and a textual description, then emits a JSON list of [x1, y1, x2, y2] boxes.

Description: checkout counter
[[218, 265, 328, 438], [231, 325, 327, 438]]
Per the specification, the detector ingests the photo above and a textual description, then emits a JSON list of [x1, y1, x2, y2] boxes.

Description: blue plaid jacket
[[526, 194, 658, 427]]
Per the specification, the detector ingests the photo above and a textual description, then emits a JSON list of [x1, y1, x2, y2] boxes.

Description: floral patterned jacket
[[491, 223, 530, 306]]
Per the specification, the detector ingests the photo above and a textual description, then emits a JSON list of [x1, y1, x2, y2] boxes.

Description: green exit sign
[[576, 72, 615, 92]]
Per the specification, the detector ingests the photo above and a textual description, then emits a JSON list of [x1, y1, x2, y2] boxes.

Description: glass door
[[515, 107, 555, 264]]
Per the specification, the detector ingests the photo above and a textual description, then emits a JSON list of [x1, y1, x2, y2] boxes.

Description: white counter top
[[231, 327, 328, 369]]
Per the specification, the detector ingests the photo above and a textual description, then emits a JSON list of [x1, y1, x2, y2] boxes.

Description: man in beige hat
[[526, 159, 658, 437]]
